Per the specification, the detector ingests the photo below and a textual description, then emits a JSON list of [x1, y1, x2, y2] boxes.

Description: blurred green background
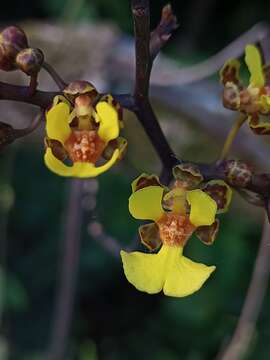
[[0, 1, 269, 359]]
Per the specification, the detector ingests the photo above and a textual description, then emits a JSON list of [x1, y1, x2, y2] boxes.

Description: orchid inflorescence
[[1, 2, 270, 299]]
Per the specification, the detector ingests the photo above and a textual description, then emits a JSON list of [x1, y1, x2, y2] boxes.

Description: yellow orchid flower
[[121, 180, 217, 298], [44, 95, 124, 178], [220, 44, 270, 135]]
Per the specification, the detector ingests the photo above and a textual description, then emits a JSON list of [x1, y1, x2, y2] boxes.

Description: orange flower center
[[157, 213, 194, 246], [64, 130, 105, 163]]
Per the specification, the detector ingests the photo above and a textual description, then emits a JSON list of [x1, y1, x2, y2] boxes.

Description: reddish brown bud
[[15, 48, 44, 76], [223, 160, 253, 187], [0, 122, 16, 149], [0, 26, 28, 71]]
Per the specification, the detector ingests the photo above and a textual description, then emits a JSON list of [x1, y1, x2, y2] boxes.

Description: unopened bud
[[0, 26, 28, 71], [0, 122, 16, 149], [16, 48, 44, 76], [223, 159, 253, 187]]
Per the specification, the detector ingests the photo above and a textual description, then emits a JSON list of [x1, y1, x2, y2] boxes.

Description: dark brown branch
[[218, 215, 270, 360], [134, 102, 178, 172], [0, 111, 43, 150], [150, 4, 178, 60], [131, 0, 178, 179], [197, 161, 270, 201], [46, 179, 83, 360], [0, 81, 60, 108], [132, 0, 151, 99]]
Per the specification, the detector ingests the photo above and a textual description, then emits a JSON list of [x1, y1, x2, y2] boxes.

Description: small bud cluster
[[0, 26, 44, 76]]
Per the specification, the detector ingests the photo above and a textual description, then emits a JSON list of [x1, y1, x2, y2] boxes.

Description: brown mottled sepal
[[172, 163, 203, 188], [202, 180, 232, 214], [102, 137, 127, 161], [131, 174, 164, 193], [195, 219, 220, 245], [139, 222, 162, 251]]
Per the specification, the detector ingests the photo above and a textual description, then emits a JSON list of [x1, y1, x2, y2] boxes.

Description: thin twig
[[42, 62, 67, 91], [150, 4, 178, 60], [28, 73, 38, 96], [219, 114, 247, 161], [0, 111, 43, 150], [159, 22, 270, 86], [46, 179, 83, 360], [218, 214, 270, 360], [13, 111, 44, 138]]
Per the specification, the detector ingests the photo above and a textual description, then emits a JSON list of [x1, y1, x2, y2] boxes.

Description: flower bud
[[223, 159, 253, 187], [15, 48, 44, 76], [0, 122, 16, 149], [0, 26, 28, 71]]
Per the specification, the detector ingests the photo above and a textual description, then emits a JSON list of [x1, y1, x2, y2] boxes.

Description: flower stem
[[219, 114, 247, 161], [46, 179, 83, 360], [218, 215, 270, 360], [28, 73, 38, 96], [42, 62, 67, 91]]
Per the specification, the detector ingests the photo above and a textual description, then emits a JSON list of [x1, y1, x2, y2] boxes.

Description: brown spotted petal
[[131, 174, 164, 193], [195, 219, 220, 245], [202, 180, 232, 214], [102, 137, 127, 161], [139, 222, 162, 251], [264, 64, 270, 86], [45, 138, 68, 162], [237, 188, 265, 207], [222, 82, 241, 111], [220, 58, 241, 86], [248, 113, 270, 135], [172, 163, 203, 189]]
